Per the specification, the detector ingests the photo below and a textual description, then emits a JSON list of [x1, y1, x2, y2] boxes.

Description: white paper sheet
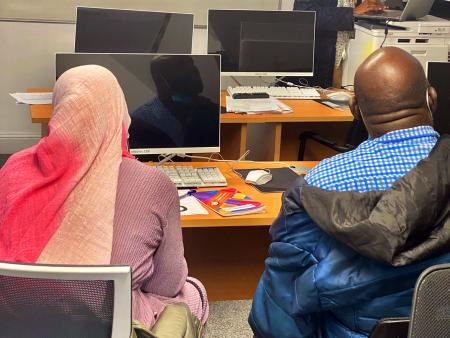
[[226, 96, 292, 114], [178, 190, 209, 216], [10, 92, 53, 105]]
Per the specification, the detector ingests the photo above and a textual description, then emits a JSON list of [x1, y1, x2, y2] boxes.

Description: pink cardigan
[[111, 158, 208, 328]]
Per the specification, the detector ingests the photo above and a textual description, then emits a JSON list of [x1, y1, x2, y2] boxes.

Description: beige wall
[[0, 0, 279, 25], [0, 0, 291, 154]]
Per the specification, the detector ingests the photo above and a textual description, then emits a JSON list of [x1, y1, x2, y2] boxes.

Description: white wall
[[0, 21, 74, 153]]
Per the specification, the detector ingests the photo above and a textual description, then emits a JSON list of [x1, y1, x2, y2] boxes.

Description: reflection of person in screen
[[129, 56, 218, 150]]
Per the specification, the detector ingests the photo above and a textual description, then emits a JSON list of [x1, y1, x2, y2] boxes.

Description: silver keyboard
[[156, 165, 227, 188], [227, 86, 321, 99]]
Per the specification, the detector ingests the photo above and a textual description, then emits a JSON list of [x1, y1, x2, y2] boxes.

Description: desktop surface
[[208, 9, 316, 76], [75, 7, 193, 53], [153, 161, 317, 228]]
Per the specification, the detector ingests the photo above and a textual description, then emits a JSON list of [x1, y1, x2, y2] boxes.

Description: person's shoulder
[[305, 147, 360, 184], [119, 158, 177, 197]]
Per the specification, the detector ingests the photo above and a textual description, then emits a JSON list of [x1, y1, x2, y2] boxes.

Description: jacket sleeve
[[294, 0, 354, 32], [249, 206, 326, 338]]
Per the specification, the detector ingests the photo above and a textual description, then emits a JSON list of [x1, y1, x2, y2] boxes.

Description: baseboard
[[0, 132, 40, 154]]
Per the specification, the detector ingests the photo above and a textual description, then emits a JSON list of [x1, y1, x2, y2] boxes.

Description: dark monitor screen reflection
[[55, 54, 221, 155], [208, 10, 316, 76], [75, 7, 193, 53], [427, 62, 450, 135]]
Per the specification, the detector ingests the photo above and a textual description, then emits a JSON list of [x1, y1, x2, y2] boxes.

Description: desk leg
[[273, 123, 282, 161], [239, 123, 248, 158], [220, 123, 248, 160], [41, 123, 49, 137]]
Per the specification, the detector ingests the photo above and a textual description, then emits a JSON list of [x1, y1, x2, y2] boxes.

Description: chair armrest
[[300, 132, 353, 153], [369, 317, 409, 338]]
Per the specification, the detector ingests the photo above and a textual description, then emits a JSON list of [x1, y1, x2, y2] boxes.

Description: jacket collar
[[284, 135, 450, 267]]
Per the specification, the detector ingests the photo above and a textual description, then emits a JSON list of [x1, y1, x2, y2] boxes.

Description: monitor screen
[[207, 9, 316, 76], [75, 7, 193, 54], [56, 54, 221, 155], [427, 62, 450, 135]]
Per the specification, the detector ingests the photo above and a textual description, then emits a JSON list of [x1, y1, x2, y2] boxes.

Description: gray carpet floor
[[205, 300, 254, 338]]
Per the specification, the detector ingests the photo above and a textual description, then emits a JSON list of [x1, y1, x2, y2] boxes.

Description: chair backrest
[[0, 261, 131, 338], [345, 118, 368, 148], [408, 264, 450, 338]]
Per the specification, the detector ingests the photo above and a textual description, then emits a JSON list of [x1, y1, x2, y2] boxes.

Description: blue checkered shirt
[[305, 126, 439, 192]]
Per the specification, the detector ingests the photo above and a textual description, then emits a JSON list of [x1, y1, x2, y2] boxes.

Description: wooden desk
[[220, 91, 353, 161], [162, 161, 317, 300], [178, 161, 317, 228], [28, 88, 353, 160]]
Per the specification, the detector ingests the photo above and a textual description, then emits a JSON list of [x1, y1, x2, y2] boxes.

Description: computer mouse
[[245, 170, 273, 186], [326, 91, 353, 103]]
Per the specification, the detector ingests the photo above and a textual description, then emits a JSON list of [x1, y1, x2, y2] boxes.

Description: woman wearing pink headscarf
[[0, 65, 208, 328]]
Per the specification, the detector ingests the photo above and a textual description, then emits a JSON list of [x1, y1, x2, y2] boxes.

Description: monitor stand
[[158, 153, 180, 164]]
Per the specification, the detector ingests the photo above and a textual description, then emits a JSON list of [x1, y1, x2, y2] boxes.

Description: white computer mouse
[[326, 91, 352, 103], [245, 170, 273, 186]]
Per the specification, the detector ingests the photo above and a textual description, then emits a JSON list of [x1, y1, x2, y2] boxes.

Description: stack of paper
[[10, 92, 53, 105], [226, 96, 292, 114]]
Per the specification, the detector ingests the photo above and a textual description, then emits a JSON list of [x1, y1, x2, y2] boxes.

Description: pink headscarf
[[0, 65, 133, 264]]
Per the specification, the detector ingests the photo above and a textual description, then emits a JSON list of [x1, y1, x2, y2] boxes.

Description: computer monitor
[[427, 62, 450, 135], [207, 9, 316, 76], [75, 7, 194, 54], [56, 53, 221, 155]]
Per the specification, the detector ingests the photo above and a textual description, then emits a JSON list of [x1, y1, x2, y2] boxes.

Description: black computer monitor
[[207, 9, 316, 76], [56, 54, 221, 155], [75, 7, 194, 53], [427, 62, 450, 135]]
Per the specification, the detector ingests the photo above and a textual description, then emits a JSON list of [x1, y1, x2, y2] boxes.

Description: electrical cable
[[380, 20, 389, 48]]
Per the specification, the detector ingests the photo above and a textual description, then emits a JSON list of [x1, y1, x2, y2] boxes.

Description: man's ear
[[427, 86, 438, 113], [349, 95, 361, 120]]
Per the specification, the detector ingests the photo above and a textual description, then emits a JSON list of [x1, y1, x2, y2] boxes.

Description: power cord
[[258, 76, 324, 94], [230, 76, 243, 86], [380, 20, 389, 48]]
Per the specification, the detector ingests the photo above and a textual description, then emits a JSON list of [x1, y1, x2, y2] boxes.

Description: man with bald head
[[306, 47, 438, 192], [353, 46, 435, 139], [250, 47, 450, 338]]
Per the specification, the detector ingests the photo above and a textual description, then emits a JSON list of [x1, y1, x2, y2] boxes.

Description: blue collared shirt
[[305, 126, 439, 192]]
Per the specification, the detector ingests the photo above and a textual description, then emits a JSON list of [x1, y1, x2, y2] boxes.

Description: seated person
[[0, 65, 208, 329], [292, 0, 384, 88], [249, 47, 450, 337]]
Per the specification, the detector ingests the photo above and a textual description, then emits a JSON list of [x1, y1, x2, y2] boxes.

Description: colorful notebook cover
[[191, 188, 266, 217]]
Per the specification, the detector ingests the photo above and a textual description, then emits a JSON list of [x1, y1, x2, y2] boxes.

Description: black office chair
[[370, 263, 450, 338], [298, 119, 368, 160]]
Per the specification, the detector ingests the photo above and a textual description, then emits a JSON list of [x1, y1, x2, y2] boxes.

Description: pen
[[179, 189, 196, 200]]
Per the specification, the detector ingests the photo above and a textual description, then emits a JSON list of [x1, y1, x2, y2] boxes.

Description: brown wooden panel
[[280, 122, 353, 161], [183, 226, 270, 301]]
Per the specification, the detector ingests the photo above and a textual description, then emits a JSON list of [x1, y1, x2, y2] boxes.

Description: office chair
[[0, 261, 131, 338], [298, 119, 368, 160], [408, 263, 450, 337], [369, 264, 450, 338]]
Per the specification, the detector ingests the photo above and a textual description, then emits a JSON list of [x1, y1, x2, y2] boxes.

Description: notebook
[[191, 188, 266, 217]]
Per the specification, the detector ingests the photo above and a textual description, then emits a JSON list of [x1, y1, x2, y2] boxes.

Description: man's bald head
[[351, 47, 436, 138]]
